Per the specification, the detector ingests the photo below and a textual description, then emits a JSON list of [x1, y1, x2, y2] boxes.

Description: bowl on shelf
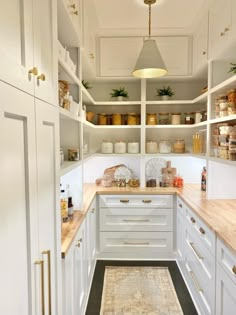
[[86, 111, 95, 122]]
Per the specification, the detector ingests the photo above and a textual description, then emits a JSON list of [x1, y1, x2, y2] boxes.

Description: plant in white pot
[[156, 86, 174, 100], [110, 87, 129, 101]]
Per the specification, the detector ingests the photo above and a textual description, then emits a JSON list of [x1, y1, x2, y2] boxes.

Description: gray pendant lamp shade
[[132, 39, 168, 78]]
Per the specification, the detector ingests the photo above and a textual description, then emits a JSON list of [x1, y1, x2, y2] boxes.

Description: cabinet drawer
[[99, 208, 173, 232], [186, 207, 216, 255], [100, 231, 173, 253], [217, 238, 236, 285], [176, 196, 187, 217], [99, 195, 173, 208]]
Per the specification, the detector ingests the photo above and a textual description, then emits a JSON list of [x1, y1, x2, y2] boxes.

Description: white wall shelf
[[209, 115, 236, 124], [210, 75, 236, 95], [93, 125, 141, 129], [60, 160, 83, 176], [59, 56, 81, 86], [208, 156, 236, 166], [59, 107, 82, 122], [94, 101, 141, 106], [145, 122, 207, 129]]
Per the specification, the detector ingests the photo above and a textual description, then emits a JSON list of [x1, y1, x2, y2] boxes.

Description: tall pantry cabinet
[[0, 1, 62, 315]]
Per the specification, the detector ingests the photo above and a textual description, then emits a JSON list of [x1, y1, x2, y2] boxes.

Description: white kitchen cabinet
[[0, 0, 57, 105], [0, 81, 61, 315], [99, 36, 190, 77], [209, 0, 236, 59], [216, 239, 236, 315], [193, 14, 208, 74], [176, 197, 186, 268]]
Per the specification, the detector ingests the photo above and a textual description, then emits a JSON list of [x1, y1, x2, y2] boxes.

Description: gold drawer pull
[[142, 200, 152, 203], [69, 4, 76, 9], [179, 203, 182, 208], [199, 227, 205, 235], [190, 217, 196, 224], [232, 265, 236, 275], [73, 10, 78, 15], [124, 242, 149, 246], [123, 219, 149, 222], [224, 27, 230, 32], [91, 208, 95, 213], [42, 250, 51, 315], [28, 67, 38, 76], [37, 73, 46, 81], [202, 51, 206, 55], [35, 260, 45, 315], [190, 242, 204, 260], [190, 271, 203, 292], [120, 199, 129, 203], [220, 32, 225, 36], [76, 238, 82, 247]]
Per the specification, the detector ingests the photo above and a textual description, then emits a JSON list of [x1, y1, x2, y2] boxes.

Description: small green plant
[[82, 80, 92, 90], [110, 87, 129, 98], [229, 63, 236, 74], [156, 86, 174, 97]]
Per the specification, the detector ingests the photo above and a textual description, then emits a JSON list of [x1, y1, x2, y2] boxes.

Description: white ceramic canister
[[146, 140, 158, 153], [101, 140, 113, 154], [128, 141, 139, 154], [114, 140, 126, 153], [159, 140, 172, 153], [171, 113, 181, 125], [195, 111, 202, 124]]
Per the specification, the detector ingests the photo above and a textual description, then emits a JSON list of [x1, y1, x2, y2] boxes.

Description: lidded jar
[[227, 89, 236, 103], [159, 140, 172, 153], [173, 139, 185, 153], [112, 113, 122, 125], [171, 113, 181, 125], [146, 140, 158, 153], [184, 112, 195, 124], [127, 113, 137, 125], [127, 141, 139, 154], [114, 140, 126, 153], [98, 113, 107, 125], [101, 140, 113, 154], [147, 113, 157, 125], [159, 112, 169, 125]]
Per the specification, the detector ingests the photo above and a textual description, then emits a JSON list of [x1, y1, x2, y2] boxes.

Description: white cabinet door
[[176, 210, 185, 268], [0, 0, 34, 95], [193, 14, 208, 74], [216, 263, 236, 315], [33, 0, 58, 105], [35, 100, 60, 315], [0, 82, 38, 315]]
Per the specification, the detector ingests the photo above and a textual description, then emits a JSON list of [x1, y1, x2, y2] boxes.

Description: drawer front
[[176, 196, 187, 217], [217, 238, 236, 285], [186, 207, 216, 255], [99, 208, 173, 232], [99, 195, 173, 208], [100, 231, 173, 253], [185, 225, 215, 284]]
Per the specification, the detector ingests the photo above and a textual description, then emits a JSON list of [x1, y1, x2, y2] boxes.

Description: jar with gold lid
[[127, 113, 137, 125], [184, 112, 195, 124], [227, 89, 236, 103], [98, 113, 107, 125], [147, 113, 157, 125], [146, 140, 158, 153], [159, 112, 169, 125], [173, 139, 185, 153], [171, 113, 181, 125], [114, 140, 126, 153], [112, 113, 122, 125]]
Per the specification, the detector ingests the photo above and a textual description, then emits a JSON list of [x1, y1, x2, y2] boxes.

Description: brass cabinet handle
[[190, 217, 196, 224], [224, 27, 230, 32], [73, 10, 78, 15], [123, 219, 150, 222], [28, 67, 38, 76], [91, 207, 95, 213], [69, 4, 76, 9], [232, 265, 236, 275], [190, 270, 203, 292], [179, 203, 182, 208], [190, 242, 204, 260], [42, 250, 51, 315], [142, 200, 152, 203], [199, 227, 205, 235], [35, 260, 45, 315], [220, 32, 225, 36], [124, 242, 149, 245], [202, 51, 206, 55], [76, 238, 83, 247], [37, 73, 46, 81], [90, 53, 95, 59], [120, 199, 129, 203]]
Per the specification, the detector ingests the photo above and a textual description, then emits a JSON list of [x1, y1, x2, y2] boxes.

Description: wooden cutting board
[[162, 161, 176, 186]]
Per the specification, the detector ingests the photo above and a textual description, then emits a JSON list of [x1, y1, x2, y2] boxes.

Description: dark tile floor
[[86, 260, 198, 315]]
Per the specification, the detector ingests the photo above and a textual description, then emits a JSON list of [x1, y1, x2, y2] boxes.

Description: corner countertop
[[61, 183, 236, 258]]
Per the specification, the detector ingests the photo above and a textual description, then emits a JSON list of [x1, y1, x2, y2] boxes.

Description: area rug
[[100, 266, 183, 315]]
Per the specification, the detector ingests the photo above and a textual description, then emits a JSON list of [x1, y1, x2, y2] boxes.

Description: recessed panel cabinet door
[[35, 99, 61, 315], [0, 82, 38, 315], [0, 0, 34, 94], [33, 0, 58, 105]]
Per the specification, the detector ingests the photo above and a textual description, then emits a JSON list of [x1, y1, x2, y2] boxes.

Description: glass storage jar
[[147, 113, 157, 125], [101, 140, 113, 154], [114, 140, 126, 153], [159, 112, 169, 125], [173, 139, 185, 153], [146, 140, 158, 153], [201, 110, 207, 122], [98, 113, 107, 125], [171, 113, 181, 125], [227, 89, 236, 103], [184, 112, 195, 124], [112, 113, 122, 125], [159, 140, 172, 153], [127, 141, 139, 154], [127, 113, 137, 125], [195, 111, 202, 124]]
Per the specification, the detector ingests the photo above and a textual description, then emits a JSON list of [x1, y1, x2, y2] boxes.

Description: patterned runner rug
[[100, 266, 183, 315]]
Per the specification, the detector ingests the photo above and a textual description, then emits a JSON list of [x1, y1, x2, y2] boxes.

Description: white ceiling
[[93, 0, 209, 34]]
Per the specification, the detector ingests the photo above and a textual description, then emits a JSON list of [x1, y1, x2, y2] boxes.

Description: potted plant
[[110, 87, 129, 101], [82, 80, 92, 90], [156, 86, 174, 100], [229, 63, 236, 74]]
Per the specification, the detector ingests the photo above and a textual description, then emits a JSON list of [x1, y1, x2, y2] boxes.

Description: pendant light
[[132, 0, 167, 78]]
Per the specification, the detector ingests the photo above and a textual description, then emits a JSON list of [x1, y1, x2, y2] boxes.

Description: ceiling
[[92, 0, 211, 35]]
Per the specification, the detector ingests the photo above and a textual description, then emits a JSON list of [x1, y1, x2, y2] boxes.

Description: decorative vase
[[117, 96, 124, 101], [161, 95, 169, 100]]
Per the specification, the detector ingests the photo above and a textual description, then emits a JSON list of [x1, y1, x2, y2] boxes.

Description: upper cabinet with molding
[[193, 14, 208, 75], [98, 36, 190, 77], [0, 0, 57, 105], [209, 0, 236, 59]]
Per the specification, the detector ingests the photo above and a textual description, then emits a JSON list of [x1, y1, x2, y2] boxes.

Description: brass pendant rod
[[148, 4, 151, 37]]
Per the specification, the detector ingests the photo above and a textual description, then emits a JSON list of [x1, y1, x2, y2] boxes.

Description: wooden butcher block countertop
[[61, 183, 236, 258]]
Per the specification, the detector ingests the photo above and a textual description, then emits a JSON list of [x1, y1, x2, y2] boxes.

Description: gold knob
[[70, 4, 76, 9], [203, 51, 206, 55], [190, 217, 196, 224], [199, 227, 205, 235], [232, 265, 236, 275], [37, 73, 46, 81], [220, 32, 225, 36], [224, 27, 230, 32], [73, 10, 78, 15], [91, 208, 95, 213], [90, 53, 95, 59], [28, 67, 38, 76], [76, 241, 80, 248]]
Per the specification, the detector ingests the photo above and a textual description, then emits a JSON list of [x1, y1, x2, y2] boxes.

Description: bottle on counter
[[201, 167, 207, 191], [66, 185, 74, 219], [60, 187, 68, 222]]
